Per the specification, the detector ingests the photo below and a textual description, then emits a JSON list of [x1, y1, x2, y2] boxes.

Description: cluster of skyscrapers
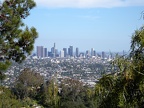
[[36, 43, 105, 58]]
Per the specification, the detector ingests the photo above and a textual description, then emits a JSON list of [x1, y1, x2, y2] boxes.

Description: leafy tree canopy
[[94, 25, 144, 108], [13, 68, 44, 99], [0, 0, 38, 79]]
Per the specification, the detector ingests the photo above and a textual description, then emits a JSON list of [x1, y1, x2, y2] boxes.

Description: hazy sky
[[23, 0, 144, 52]]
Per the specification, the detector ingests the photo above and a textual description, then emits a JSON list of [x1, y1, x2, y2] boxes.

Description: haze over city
[[22, 0, 144, 52]]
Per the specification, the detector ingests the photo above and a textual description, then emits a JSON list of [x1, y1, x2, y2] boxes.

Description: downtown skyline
[[31, 3, 144, 52], [35, 42, 128, 55], [35, 43, 126, 59]]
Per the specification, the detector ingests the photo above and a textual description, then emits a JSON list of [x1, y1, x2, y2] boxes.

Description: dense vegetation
[[0, 0, 38, 82]]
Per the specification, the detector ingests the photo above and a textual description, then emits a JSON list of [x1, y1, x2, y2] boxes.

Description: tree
[[94, 25, 144, 107], [0, 86, 22, 108], [59, 78, 95, 108], [13, 68, 44, 99], [36, 79, 60, 108], [0, 0, 38, 80]]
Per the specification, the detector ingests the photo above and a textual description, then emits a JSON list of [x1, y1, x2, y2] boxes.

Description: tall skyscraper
[[63, 48, 67, 57], [43, 48, 47, 57], [76, 47, 79, 57], [54, 43, 55, 48], [37, 46, 43, 58], [69, 46, 73, 57], [93, 50, 96, 56], [86, 50, 90, 58], [68, 48, 70, 57], [51, 47, 54, 57], [53, 43, 56, 57], [51, 43, 56, 58], [91, 48, 94, 57], [102, 51, 105, 59], [55, 49, 59, 57]]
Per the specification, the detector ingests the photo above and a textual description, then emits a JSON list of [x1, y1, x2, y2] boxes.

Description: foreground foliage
[[0, 0, 38, 81], [94, 26, 144, 107]]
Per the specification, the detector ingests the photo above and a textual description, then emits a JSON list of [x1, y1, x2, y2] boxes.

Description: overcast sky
[[2, 0, 144, 52]]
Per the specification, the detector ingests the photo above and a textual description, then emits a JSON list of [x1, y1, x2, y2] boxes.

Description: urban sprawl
[[3, 43, 127, 88]]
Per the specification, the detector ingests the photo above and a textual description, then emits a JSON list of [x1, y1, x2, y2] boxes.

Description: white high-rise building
[[60, 50, 64, 58], [91, 48, 94, 57]]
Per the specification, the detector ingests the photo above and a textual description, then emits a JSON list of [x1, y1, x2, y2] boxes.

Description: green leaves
[[0, 60, 11, 71], [94, 25, 144, 107], [0, 0, 38, 73], [13, 68, 44, 99], [0, 86, 22, 107]]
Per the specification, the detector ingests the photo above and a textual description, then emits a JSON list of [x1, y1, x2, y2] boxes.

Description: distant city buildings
[[91, 48, 94, 57], [102, 51, 106, 59], [76, 47, 79, 57], [36, 43, 116, 59], [44, 48, 47, 57], [60, 50, 64, 58], [86, 50, 90, 58], [63, 48, 67, 57], [37, 46, 43, 58], [68, 46, 73, 57], [51, 43, 56, 58]]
